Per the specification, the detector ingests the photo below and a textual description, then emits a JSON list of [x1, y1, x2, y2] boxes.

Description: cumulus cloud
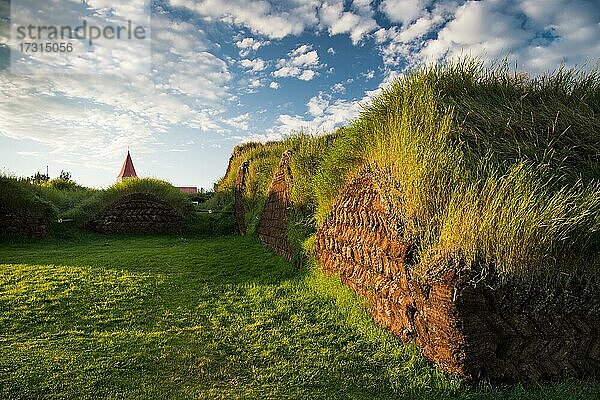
[[380, 0, 432, 25], [240, 58, 267, 72], [263, 89, 370, 140], [224, 113, 250, 130], [427, 0, 599, 72], [269, 81, 280, 89], [168, 0, 317, 39], [298, 70, 317, 81], [0, 6, 233, 174], [378, 0, 600, 74], [171, 0, 381, 45], [247, 77, 263, 89], [235, 37, 271, 56], [273, 44, 322, 81], [307, 92, 329, 117], [363, 70, 375, 80], [332, 82, 346, 93], [318, 0, 378, 44]]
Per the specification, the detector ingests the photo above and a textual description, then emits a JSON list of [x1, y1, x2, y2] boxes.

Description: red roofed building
[[117, 151, 138, 182], [176, 186, 198, 194]]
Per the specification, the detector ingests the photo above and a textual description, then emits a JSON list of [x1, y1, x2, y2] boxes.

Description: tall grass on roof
[[358, 60, 600, 281], [66, 178, 193, 224], [0, 175, 57, 219], [218, 59, 599, 281]]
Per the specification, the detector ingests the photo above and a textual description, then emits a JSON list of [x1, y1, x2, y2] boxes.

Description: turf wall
[[314, 169, 600, 382]]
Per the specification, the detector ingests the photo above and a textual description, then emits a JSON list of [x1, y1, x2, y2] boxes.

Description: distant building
[[176, 186, 198, 194], [117, 151, 137, 182]]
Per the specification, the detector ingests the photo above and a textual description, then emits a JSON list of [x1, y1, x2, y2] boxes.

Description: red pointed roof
[[117, 151, 137, 179]]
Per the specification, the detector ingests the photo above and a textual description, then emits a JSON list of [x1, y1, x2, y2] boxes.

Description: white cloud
[[298, 70, 317, 81], [240, 58, 267, 72], [171, 0, 382, 45], [235, 37, 270, 56], [375, 0, 600, 75], [414, 0, 600, 73], [169, 0, 317, 39], [332, 82, 346, 93], [380, 0, 431, 25], [327, 47, 335, 54], [290, 49, 319, 67], [224, 113, 250, 130], [273, 44, 321, 81], [273, 66, 301, 78], [247, 78, 263, 89], [261, 89, 371, 140], [307, 93, 329, 117], [318, 0, 378, 45], [16, 151, 41, 157], [363, 70, 375, 80], [269, 81, 280, 89], [0, 8, 233, 174]]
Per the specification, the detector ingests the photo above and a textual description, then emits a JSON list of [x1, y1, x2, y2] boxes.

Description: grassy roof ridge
[[218, 59, 600, 282], [0, 175, 58, 219], [66, 178, 193, 223]]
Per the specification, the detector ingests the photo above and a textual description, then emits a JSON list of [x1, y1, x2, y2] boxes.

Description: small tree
[[59, 170, 72, 181], [29, 171, 49, 184]]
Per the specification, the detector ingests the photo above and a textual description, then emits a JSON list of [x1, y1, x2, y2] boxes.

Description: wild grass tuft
[[362, 60, 600, 280]]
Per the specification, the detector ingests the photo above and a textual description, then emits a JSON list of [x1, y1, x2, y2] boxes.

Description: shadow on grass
[[1, 235, 599, 399]]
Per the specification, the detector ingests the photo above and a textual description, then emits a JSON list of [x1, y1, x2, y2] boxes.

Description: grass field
[[0, 235, 598, 399]]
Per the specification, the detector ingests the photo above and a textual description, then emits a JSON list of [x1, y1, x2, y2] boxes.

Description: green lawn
[[0, 235, 598, 399]]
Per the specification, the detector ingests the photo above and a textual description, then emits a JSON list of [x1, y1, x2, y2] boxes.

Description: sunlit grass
[[0, 235, 598, 399]]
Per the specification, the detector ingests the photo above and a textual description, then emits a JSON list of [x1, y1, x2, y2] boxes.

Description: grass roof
[[66, 178, 194, 224], [0, 176, 57, 219], [221, 60, 600, 282]]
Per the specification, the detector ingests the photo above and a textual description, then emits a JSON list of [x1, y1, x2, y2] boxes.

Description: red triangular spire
[[117, 151, 137, 181]]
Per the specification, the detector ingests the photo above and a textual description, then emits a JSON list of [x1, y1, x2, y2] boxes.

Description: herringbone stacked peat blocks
[[0, 210, 49, 239], [234, 161, 249, 235], [258, 151, 295, 262], [315, 170, 600, 382], [84, 193, 184, 234]]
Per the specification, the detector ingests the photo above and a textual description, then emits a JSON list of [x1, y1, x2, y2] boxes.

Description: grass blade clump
[[357, 60, 600, 281]]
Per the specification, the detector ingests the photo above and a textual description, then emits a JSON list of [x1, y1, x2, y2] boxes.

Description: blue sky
[[0, 0, 599, 189]]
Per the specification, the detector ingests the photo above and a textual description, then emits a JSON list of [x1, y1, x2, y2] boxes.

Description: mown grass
[[0, 235, 599, 399]]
